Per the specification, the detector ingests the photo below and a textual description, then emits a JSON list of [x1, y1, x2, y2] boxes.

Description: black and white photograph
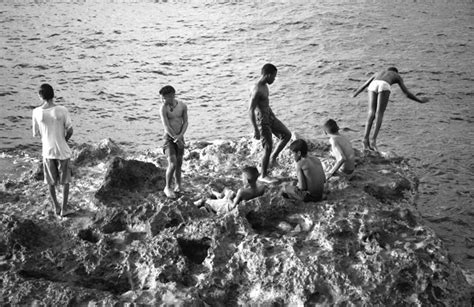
[[0, 0, 472, 305]]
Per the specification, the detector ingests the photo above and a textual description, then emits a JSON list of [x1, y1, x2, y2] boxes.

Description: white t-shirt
[[32, 105, 72, 159]]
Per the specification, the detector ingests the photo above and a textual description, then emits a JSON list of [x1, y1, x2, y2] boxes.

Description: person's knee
[[264, 144, 272, 154], [167, 156, 177, 167], [283, 131, 291, 142]]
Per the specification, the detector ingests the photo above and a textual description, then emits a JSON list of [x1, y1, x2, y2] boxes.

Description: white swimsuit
[[368, 80, 391, 93]]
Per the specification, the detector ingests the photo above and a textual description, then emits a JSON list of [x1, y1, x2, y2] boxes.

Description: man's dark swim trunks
[[256, 108, 290, 149], [163, 134, 185, 157]]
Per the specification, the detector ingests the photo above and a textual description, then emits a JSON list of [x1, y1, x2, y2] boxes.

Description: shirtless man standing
[[353, 67, 428, 151], [249, 63, 291, 183], [159, 85, 188, 198]]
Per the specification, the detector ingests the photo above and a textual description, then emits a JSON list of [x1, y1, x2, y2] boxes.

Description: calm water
[[1, 0, 473, 279]]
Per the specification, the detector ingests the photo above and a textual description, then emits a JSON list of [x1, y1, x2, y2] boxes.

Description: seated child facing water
[[281, 139, 325, 202], [198, 166, 266, 214], [323, 119, 355, 179]]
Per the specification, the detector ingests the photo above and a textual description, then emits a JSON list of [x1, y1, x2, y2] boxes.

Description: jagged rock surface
[[0, 138, 471, 306]]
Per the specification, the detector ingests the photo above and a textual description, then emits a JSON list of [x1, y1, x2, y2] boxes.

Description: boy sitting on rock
[[196, 166, 266, 214], [323, 119, 355, 180], [281, 139, 325, 202]]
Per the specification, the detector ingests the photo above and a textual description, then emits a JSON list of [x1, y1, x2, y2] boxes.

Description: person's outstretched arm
[[353, 75, 375, 98], [398, 77, 428, 103], [248, 87, 260, 140]]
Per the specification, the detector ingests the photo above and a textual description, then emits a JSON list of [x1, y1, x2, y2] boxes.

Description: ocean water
[[0, 0, 473, 279]]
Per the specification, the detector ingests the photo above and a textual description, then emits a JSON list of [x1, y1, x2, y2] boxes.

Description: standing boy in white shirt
[[32, 83, 73, 217]]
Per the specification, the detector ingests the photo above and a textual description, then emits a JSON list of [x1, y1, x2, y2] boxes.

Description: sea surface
[[1, 0, 473, 280]]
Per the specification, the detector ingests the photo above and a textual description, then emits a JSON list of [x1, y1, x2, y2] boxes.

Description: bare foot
[[362, 139, 372, 151], [258, 176, 278, 184], [174, 186, 182, 193], [370, 139, 379, 152], [54, 204, 62, 217], [164, 187, 176, 198], [269, 158, 280, 169]]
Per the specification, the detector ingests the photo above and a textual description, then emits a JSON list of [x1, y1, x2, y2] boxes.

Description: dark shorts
[[163, 135, 185, 158], [43, 158, 71, 185], [259, 116, 291, 149], [281, 185, 322, 202]]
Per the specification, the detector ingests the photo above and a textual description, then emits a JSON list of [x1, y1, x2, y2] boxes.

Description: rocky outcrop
[[95, 157, 165, 205], [0, 138, 471, 306]]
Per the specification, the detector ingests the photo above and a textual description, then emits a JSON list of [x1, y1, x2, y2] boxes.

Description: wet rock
[[0, 138, 471, 305], [95, 157, 165, 205], [73, 138, 123, 166], [29, 161, 43, 181], [363, 175, 412, 202]]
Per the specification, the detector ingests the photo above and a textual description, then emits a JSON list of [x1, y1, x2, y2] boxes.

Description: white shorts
[[368, 80, 391, 93]]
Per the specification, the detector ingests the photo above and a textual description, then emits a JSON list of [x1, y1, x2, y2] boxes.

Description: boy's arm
[[32, 112, 40, 137], [326, 140, 346, 179], [296, 162, 307, 190], [353, 76, 375, 98], [398, 77, 428, 103], [65, 127, 73, 142], [160, 104, 178, 138], [176, 103, 188, 140], [232, 189, 244, 206], [64, 108, 73, 142], [248, 87, 260, 140]]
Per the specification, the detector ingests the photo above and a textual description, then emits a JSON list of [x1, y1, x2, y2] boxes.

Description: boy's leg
[[62, 183, 69, 214], [164, 142, 177, 198], [48, 184, 61, 215], [174, 152, 183, 192], [58, 159, 72, 215], [371, 91, 390, 151], [270, 118, 291, 167], [363, 91, 378, 150], [281, 184, 304, 201], [44, 158, 61, 215], [260, 125, 273, 178]]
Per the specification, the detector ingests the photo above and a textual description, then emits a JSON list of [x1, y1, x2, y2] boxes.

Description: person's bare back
[[297, 156, 325, 200]]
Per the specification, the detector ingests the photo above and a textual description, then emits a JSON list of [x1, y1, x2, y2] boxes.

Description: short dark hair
[[261, 63, 277, 75], [159, 85, 176, 96], [387, 67, 399, 73], [38, 83, 54, 100], [289, 139, 308, 157], [324, 119, 339, 134], [242, 166, 259, 182]]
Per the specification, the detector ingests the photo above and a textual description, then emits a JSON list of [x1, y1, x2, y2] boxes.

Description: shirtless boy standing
[[281, 139, 325, 202], [159, 85, 188, 198], [249, 63, 291, 183], [353, 67, 428, 151], [32, 84, 74, 217], [323, 119, 355, 180]]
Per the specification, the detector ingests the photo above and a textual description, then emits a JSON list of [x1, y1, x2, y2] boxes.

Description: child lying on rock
[[195, 166, 266, 214]]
